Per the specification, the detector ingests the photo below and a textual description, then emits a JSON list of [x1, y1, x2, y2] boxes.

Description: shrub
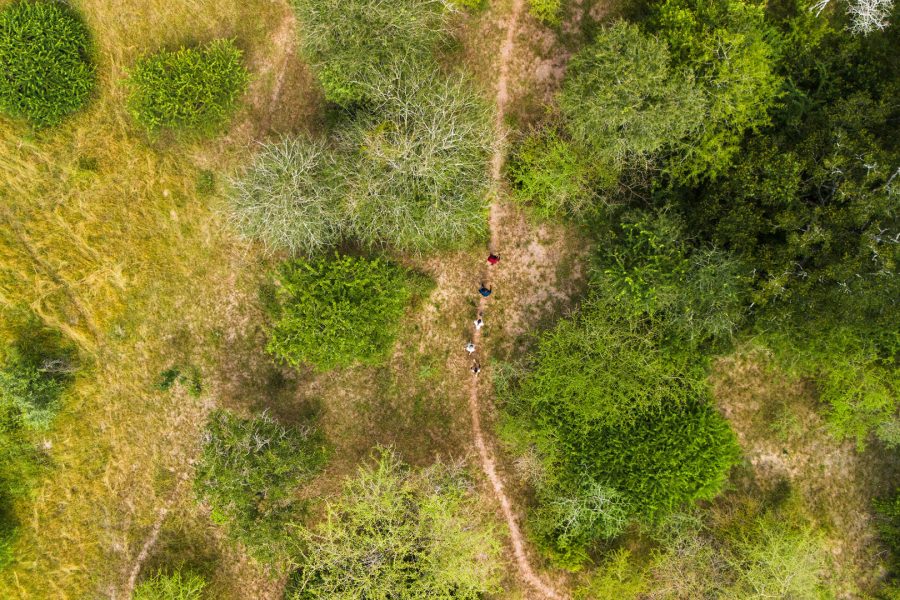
[[267, 254, 420, 371], [0, 323, 75, 429], [125, 39, 248, 135], [286, 448, 502, 599], [229, 136, 346, 256], [338, 64, 493, 251], [725, 516, 828, 598], [133, 569, 206, 600], [508, 129, 599, 219], [194, 410, 327, 562], [0, 0, 95, 127], [529, 480, 629, 567], [290, 0, 451, 106], [529, 0, 564, 24], [575, 549, 649, 599], [560, 22, 705, 170]]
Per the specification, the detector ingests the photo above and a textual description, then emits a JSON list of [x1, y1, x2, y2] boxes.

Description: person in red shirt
[[487, 253, 500, 265]]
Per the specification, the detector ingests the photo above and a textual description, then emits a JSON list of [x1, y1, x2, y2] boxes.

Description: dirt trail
[[469, 1, 567, 598]]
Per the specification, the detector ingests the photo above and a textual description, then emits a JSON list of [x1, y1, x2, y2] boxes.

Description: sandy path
[[469, 1, 567, 598]]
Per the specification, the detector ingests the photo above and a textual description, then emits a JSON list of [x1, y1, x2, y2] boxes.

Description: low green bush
[[125, 39, 248, 135], [0, 323, 75, 429], [0, 0, 95, 127], [529, 0, 564, 24], [267, 254, 424, 371], [133, 569, 206, 600], [508, 129, 598, 219], [194, 410, 327, 563]]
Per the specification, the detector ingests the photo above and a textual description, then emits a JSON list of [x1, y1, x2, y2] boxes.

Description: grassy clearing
[[711, 347, 898, 597], [0, 0, 313, 596]]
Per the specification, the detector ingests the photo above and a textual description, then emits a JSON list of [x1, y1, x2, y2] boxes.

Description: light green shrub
[[230, 136, 346, 256], [529, 0, 564, 24], [286, 448, 502, 599], [291, 0, 451, 106], [508, 129, 599, 219], [339, 65, 493, 251], [0, 0, 95, 127], [125, 39, 248, 135], [133, 569, 206, 600]]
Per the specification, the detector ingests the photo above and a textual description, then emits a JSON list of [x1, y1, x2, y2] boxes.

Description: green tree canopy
[[0, 0, 95, 127], [286, 448, 502, 599], [650, 0, 783, 181], [194, 410, 327, 562], [561, 21, 705, 168], [266, 254, 425, 371]]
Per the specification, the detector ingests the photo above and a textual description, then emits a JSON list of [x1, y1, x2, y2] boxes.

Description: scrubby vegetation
[[232, 64, 492, 253], [194, 410, 328, 562], [134, 569, 207, 600], [0, 0, 896, 596], [0, 0, 95, 127], [125, 39, 248, 135], [285, 449, 502, 599], [291, 0, 450, 106], [266, 254, 426, 371], [229, 137, 345, 256]]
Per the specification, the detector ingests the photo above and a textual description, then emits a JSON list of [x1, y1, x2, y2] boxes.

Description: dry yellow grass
[[0, 0, 316, 597]]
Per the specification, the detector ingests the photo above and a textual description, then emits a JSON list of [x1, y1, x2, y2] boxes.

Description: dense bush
[[125, 39, 248, 135], [529, 0, 564, 23], [291, 0, 451, 106], [194, 410, 327, 562], [267, 254, 423, 371], [339, 66, 493, 250], [286, 448, 502, 599], [0, 0, 95, 127], [506, 297, 709, 431], [230, 137, 346, 256], [133, 569, 206, 600], [501, 300, 740, 566], [592, 210, 749, 350]]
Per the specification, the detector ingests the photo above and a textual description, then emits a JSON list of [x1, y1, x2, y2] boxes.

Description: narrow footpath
[[469, 1, 567, 598]]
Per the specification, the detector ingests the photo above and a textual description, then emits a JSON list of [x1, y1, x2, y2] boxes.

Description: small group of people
[[467, 253, 500, 376]]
